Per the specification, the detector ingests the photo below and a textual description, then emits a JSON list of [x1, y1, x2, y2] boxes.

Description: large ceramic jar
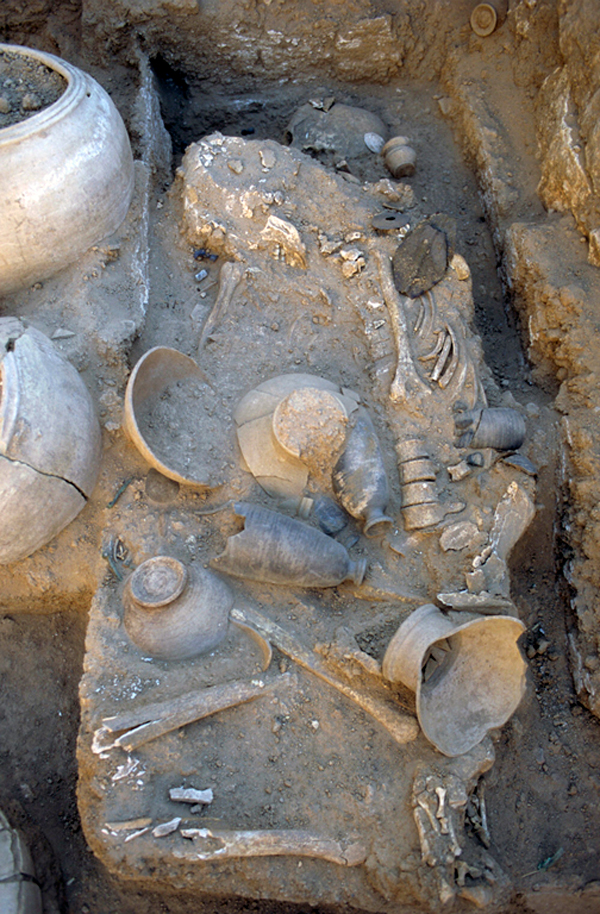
[[0, 317, 102, 564], [0, 43, 134, 295]]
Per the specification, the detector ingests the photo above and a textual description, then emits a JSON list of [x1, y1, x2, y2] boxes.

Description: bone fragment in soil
[[176, 826, 367, 866], [99, 673, 292, 752], [193, 260, 245, 348], [231, 606, 418, 745], [373, 249, 431, 408], [169, 786, 213, 805], [153, 817, 182, 838]]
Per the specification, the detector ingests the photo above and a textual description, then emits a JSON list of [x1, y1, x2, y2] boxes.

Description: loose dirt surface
[[2, 2, 600, 914], [0, 48, 66, 127]]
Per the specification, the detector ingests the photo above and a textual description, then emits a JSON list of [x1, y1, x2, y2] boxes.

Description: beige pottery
[[382, 603, 526, 756], [0, 318, 102, 564], [0, 43, 134, 295]]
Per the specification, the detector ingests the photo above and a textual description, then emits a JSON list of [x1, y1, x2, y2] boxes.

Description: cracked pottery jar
[[0, 317, 102, 564], [0, 43, 134, 295]]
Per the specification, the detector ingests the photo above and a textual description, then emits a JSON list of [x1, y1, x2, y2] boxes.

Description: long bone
[[374, 250, 431, 406], [176, 827, 367, 866], [192, 260, 245, 349], [98, 673, 292, 753], [231, 606, 418, 746]]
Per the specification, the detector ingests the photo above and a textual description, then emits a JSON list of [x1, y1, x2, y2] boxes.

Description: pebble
[[21, 92, 41, 111], [259, 148, 276, 169], [0, 95, 11, 113], [228, 158, 244, 174]]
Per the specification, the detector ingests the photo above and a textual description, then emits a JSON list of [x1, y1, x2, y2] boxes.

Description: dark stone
[[391, 218, 450, 297]]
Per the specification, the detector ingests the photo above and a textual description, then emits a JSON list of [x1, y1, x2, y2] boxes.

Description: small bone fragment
[[373, 249, 431, 406], [178, 827, 366, 866], [124, 827, 150, 842], [439, 522, 481, 553], [438, 324, 460, 388], [413, 806, 437, 866], [438, 875, 456, 906], [111, 757, 139, 781], [419, 329, 446, 361], [170, 787, 213, 805], [430, 330, 453, 383], [153, 817, 182, 837], [232, 607, 418, 745], [437, 591, 516, 615], [101, 675, 290, 752], [105, 818, 153, 832], [489, 482, 535, 562], [447, 459, 471, 482], [475, 784, 491, 848], [193, 260, 245, 348], [450, 253, 470, 280], [259, 148, 276, 169]]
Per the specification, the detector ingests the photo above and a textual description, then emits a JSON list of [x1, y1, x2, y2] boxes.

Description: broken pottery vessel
[[454, 405, 526, 451], [210, 502, 366, 587], [123, 556, 233, 661], [123, 346, 221, 488], [0, 43, 134, 295], [332, 408, 393, 537], [0, 317, 101, 564], [234, 373, 360, 499], [382, 603, 526, 757]]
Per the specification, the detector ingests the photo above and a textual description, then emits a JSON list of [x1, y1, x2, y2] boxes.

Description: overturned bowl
[[0, 43, 134, 295], [123, 555, 233, 661]]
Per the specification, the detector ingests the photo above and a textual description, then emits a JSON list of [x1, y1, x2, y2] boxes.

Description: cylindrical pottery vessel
[[210, 502, 367, 588], [332, 409, 393, 537], [0, 43, 134, 295], [382, 604, 526, 756], [123, 556, 233, 661], [457, 407, 526, 451], [381, 136, 416, 178], [0, 317, 101, 564], [123, 346, 219, 488]]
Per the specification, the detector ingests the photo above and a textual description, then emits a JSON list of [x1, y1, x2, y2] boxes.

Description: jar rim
[[0, 43, 87, 147]]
